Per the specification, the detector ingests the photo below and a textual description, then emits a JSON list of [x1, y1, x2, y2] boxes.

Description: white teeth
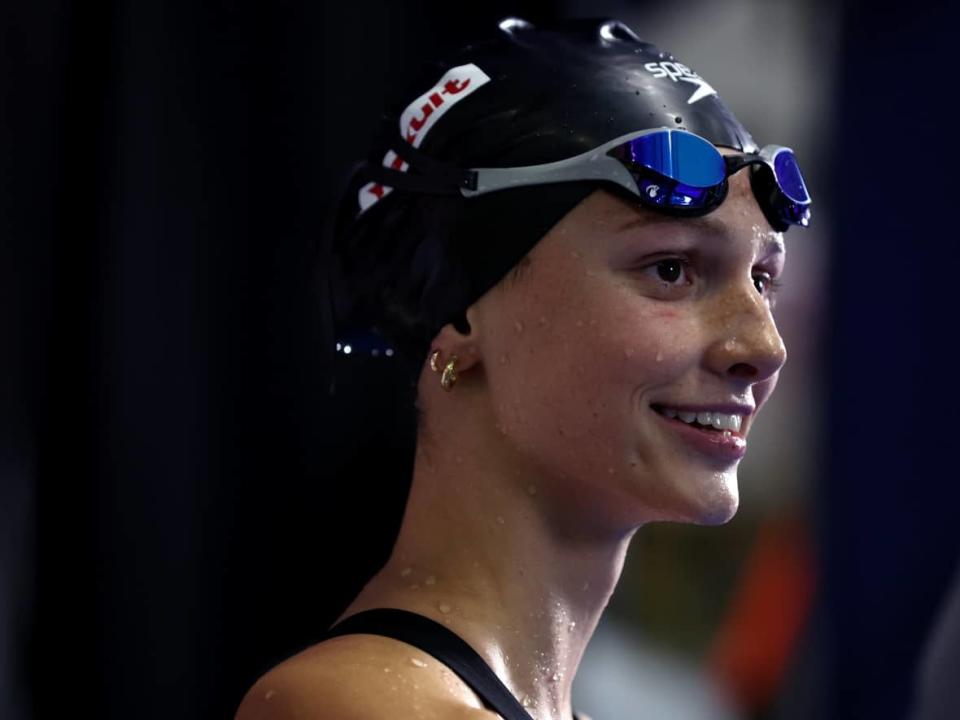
[[657, 406, 743, 432]]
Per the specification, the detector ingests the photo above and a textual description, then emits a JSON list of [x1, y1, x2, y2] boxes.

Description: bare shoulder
[[235, 633, 503, 720]]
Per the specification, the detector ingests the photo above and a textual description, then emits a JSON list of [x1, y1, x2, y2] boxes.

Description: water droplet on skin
[[724, 339, 736, 351], [400, 567, 412, 577], [496, 515, 505, 525], [409, 658, 428, 668], [438, 602, 452, 614], [383, 667, 392, 673], [425, 575, 436, 586], [514, 320, 524, 333], [538, 315, 548, 326], [496, 423, 508, 436], [568, 621, 577, 632], [527, 484, 537, 496], [656, 350, 663, 362], [624, 347, 635, 358], [522, 696, 533, 707], [551, 672, 561, 682], [264, 690, 276, 700], [582, 581, 590, 591], [607, 467, 615, 474], [575, 320, 584, 328], [499, 353, 509, 365], [569, 250, 583, 259]]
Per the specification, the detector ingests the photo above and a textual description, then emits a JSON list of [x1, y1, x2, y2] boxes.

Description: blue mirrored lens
[[773, 149, 810, 204], [621, 130, 726, 188]]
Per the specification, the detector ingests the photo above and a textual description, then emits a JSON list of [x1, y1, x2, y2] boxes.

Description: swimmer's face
[[463, 151, 787, 527]]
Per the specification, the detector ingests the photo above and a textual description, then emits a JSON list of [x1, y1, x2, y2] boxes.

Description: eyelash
[[641, 257, 784, 304]]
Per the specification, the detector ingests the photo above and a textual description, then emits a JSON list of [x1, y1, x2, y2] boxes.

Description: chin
[[655, 468, 739, 526], [691, 473, 740, 525]]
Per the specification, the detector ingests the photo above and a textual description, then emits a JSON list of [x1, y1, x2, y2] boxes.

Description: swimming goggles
[[361, 127, 811, 232]]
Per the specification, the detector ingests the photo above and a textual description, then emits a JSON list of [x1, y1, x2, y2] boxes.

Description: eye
[[753, 271, 784, 304], [632, 256, 696, 299], [655, 259, 685, 283]]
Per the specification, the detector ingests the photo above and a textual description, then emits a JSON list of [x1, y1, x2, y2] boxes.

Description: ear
[[429, 302, 483, 372]]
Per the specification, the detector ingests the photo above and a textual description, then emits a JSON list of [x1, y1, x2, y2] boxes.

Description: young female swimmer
[[237, 16, 810, 720]]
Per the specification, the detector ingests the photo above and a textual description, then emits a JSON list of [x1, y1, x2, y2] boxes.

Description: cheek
[[600, 301, 700, 388], [491, 283, 700, 462]]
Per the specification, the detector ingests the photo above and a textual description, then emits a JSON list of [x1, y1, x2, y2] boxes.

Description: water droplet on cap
[[409, 658, 428, 668]]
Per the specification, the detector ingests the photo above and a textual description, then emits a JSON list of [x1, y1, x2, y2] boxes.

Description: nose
[[703, 282, 788, 384]]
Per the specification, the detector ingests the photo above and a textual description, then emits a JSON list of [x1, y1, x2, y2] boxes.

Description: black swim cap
[[324, 16, 759, 392]]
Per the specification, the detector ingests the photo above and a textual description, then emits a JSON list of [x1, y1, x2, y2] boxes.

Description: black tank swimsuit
[[321, 608, 583, 720]]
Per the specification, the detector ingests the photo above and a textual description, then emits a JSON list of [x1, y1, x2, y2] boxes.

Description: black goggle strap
[[355, 134, 479, 197]]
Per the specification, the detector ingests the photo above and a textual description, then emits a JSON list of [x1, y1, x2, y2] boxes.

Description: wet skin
[[236, 151, 788, 720]]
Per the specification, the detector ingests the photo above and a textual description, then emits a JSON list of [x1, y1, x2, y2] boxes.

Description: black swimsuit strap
[[323, 608, 568, 720]]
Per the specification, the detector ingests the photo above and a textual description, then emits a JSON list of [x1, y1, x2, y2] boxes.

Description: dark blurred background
[[3, 0, 959, 718]]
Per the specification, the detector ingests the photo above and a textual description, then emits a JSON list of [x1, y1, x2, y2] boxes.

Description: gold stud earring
[[440, 355, 459, 391]]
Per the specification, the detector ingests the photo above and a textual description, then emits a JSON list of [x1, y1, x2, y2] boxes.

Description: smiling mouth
[[649, 404, 745, 435], [649, 403, 748, 460]]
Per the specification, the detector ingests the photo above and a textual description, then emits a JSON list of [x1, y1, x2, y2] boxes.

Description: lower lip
[[652, 409, 747, 461]]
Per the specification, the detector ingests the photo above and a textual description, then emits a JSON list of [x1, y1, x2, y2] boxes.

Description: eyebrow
[[617, 214, 785, 256]]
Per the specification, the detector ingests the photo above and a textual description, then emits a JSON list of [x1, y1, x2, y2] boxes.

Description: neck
[[340, 400, 640, 720]]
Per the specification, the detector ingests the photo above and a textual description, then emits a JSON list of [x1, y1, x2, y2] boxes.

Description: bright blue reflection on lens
[[774, 150, 810, 203], [624, 130, 726, 188]]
